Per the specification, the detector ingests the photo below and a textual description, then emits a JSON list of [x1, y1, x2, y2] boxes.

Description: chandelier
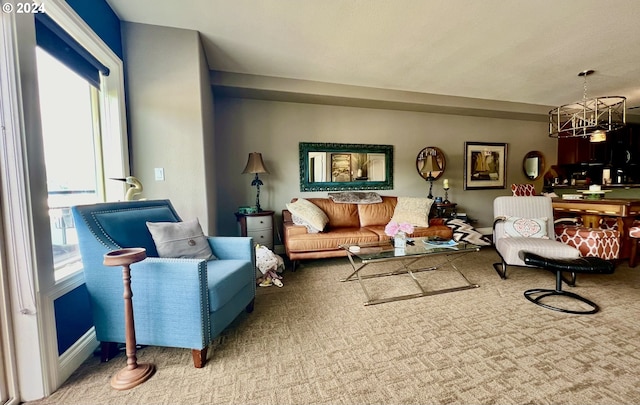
[[548, 70, 626, 141]]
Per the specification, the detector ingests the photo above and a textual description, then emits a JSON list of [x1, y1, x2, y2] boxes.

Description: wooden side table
[[434, 203, 457, 219], [103, 248, 155, 390], [235, 210, 274, 249]]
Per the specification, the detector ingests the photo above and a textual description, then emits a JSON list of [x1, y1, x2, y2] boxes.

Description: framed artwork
[[464, 142, 507, 190], [331, 153, 352, 182]]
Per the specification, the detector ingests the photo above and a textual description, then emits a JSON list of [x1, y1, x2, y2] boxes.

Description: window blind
[[35, 13, 109, 88]]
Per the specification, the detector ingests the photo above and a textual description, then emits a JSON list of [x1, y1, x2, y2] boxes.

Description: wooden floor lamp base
[[111, 363, 156, 391]]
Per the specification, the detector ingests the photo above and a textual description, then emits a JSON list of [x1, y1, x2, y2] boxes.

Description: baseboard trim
[[58, 327, 98, 385]]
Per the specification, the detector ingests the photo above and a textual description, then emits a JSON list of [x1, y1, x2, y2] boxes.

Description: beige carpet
[[26, 248, 640, 405]]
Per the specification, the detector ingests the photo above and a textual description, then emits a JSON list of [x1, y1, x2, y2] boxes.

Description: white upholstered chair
[[492, 196, 581, 279]]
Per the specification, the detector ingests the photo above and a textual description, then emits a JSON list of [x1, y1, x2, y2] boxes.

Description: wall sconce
[[242, 152, 269, 212]]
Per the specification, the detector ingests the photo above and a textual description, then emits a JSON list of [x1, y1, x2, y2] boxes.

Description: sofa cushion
[[364, 224, 453, 240], [206, 259, 252, 312], [146, 218, 216, 260], [390, 197, 434, 227], [303, 198, 360, 228], [286, 198, 330, 232], [285, 227, 379, 252], [357, 196, 397, 227], [496, 237, 580, 267]]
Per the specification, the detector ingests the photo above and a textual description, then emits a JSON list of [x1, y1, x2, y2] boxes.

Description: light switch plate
[[154, 167, 165, 181]]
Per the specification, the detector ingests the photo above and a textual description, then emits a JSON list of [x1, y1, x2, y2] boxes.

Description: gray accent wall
[[122, 22, 215, 233], [214, 96, 557, 243], [121, 21, 558, 244]]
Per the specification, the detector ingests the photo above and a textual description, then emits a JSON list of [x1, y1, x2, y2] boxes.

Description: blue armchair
[[71, 199, 255, 368]]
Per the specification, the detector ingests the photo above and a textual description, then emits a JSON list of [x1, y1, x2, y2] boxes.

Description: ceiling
[[106, 0, 640, 113]]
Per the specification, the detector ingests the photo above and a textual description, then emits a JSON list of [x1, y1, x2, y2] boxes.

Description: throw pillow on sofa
[[146, 218, 217, 260], [390, 197, 433, 227], [286, 198, 329, 232], [291, 214, 321, 233], [445, 219, 491, 246]]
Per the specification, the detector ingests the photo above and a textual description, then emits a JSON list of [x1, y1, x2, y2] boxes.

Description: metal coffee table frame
[[340, 238, 480, 306]]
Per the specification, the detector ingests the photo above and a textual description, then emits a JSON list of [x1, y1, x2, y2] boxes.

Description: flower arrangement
[[384, 221, 414, 237]]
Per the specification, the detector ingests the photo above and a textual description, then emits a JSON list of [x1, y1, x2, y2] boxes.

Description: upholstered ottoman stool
[[554, 225, 620, 260], [519, 251, 615, 314]]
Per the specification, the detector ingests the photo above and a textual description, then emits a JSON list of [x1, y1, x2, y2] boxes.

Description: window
[[36, 48, 105, 280]]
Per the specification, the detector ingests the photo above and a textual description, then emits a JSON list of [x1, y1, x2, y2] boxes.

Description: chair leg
[[100, 341, 119, 362], [246, 298, 255, 313], [492, 260, 507, 279], [192, 347, 208, 368], [630, 238, 638, 268]]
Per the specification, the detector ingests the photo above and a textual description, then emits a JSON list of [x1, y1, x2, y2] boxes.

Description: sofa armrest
[[429, 218, 448, 226], [282, 209, 293, 224], [283, 209, 310, 237], [284, 224, 310, 236]]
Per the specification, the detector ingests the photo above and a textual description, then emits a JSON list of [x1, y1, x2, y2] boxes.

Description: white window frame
[[1, 0, 130, 399], [40, 0, 130, 392]]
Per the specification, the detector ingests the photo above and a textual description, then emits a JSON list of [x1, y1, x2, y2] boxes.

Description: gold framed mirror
[[416, 146, 446, 180], [523, 151, 545, 180]]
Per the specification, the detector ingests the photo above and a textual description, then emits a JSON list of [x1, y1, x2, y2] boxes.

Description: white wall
[[122, 22, 214, 232], [214, 97, 557, 243]]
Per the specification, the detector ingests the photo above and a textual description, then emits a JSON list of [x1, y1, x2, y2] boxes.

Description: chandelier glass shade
[[548, 70, 626, 139]]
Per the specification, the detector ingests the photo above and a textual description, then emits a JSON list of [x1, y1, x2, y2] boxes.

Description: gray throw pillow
[[146, 218, 216, 260]]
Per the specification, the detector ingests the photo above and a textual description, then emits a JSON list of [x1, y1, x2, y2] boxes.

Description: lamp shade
[[420, 155, 441, 174], [242, 152, 269, 174]]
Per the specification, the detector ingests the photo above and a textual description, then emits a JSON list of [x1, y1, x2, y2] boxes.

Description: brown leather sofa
[[282, 196, 453, 269]]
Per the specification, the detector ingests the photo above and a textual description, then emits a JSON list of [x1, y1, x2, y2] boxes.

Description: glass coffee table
[[339, 237, 480, 306]]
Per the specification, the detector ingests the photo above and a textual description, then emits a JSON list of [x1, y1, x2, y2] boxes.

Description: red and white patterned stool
[[555, 225, 620, 260], [511, 184, 536, 196], [630, 225, 640, 268]]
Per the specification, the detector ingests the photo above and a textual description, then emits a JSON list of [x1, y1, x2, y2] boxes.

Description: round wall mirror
[[416, 147, 446, 180], [523, 151, 545, 180]]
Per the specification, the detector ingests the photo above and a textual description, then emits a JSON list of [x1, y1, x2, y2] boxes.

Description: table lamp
[[242, 152, 269, 212], [420, 154, 441, 199]]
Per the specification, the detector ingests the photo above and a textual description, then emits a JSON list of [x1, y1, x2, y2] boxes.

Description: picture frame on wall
[[464, 142, 507, 190]]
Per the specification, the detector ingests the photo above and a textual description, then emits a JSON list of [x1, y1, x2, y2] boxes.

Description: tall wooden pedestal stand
[[103, 248, 155, 390]]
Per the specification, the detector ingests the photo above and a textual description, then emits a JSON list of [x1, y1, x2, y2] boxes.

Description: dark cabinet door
[[557, 137, 591, 165]]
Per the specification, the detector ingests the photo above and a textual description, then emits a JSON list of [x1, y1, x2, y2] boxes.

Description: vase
[[357, 168, 363, 178], [394, 231, 407, 248]]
